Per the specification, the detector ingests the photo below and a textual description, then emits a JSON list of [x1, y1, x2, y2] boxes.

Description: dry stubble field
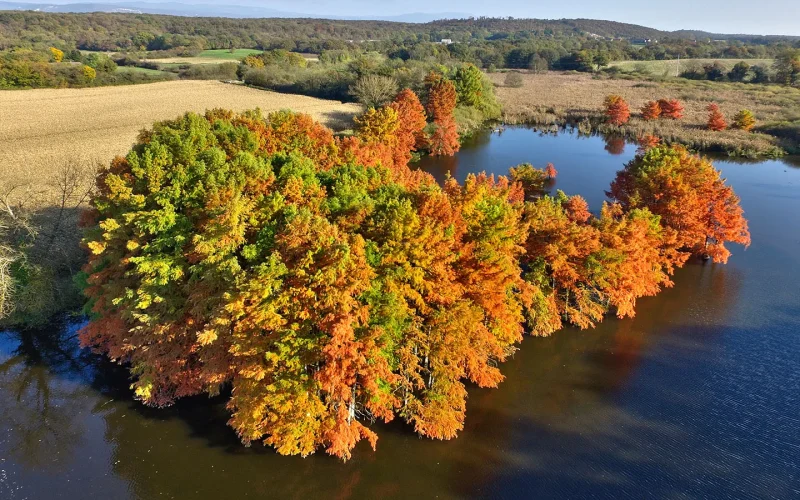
[[0, 80, 360, 186], [491, 72, 800, 155]]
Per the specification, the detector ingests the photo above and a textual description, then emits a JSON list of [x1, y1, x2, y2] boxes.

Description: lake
[[2, 127, 799, 499]]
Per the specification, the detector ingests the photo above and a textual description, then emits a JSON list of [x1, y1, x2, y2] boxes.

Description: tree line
[[2, 12, 799, 88]]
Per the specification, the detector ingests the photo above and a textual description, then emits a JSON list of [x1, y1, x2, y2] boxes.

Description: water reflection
[[0, 323, 93, 471], [603, 135, 626, 155]]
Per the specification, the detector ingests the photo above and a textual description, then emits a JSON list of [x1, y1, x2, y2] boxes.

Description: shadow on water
[[3, 127, 800, 499]]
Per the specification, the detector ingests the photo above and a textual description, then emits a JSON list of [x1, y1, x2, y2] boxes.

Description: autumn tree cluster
[[80, 106, 750, 461], [639, 99, 685, 121]]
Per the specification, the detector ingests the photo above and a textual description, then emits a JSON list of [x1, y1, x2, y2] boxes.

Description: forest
[[62, 78, 751, 459], [3, 10, 800, 93]]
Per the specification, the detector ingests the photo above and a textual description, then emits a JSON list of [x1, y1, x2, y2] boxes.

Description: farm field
[[115, 65, 175, 76], [197, 48, 264, 59], [144, 49, 262, 65], [608, 58, 774, 75], [146, 49, 319, 65], [491, 71, 800, 155], [0, 80, 360, 187]]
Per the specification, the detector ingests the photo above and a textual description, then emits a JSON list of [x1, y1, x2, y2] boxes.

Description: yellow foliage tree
[[82, 65, 96, 81], [49, 47, 64, 62]]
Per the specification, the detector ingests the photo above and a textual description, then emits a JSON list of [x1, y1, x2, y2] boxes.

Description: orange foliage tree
[[658, 99, 684, 120], [641, 100, 661, 121], [604, 95, 631, 126], [608, 145, 750, 264], [545, 162, 558, 179], [425, 73, 460, 156], [707, 103, 727, 131], [389, 88, 428, 164]]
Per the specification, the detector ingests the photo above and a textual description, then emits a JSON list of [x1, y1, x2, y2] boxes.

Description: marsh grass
[[492, 72, 800, 156], [607, 58, 774, 76]]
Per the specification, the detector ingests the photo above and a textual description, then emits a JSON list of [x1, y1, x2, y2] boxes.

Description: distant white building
[[439, 39, 453, 45]]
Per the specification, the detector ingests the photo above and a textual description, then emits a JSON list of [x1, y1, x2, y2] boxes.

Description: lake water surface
[[2, 128, 799, 499]]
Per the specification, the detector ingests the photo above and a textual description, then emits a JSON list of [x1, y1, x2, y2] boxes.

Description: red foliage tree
[[658, 99, 684, 120], [425, 73, 457, 122], [707, 103, 727, 131], [545, 163, 557, 179], [604, 95, 631, 126], [423, 73, 460, 156], [427, 117, 460, 156], [641, 100, 661, 121]]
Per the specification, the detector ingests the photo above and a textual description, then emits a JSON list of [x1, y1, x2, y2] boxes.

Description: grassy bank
[[491, 71, 800, 157]]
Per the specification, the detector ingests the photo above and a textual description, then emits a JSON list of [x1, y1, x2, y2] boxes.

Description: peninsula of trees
[[78, 83, 750, 460]]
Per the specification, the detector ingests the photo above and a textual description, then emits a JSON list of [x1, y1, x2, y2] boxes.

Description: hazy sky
[[244, 0, 799, 35], [25, 0, 800, 35]]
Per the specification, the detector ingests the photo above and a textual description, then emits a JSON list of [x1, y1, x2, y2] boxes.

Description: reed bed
[[491, 72, 800, 156]]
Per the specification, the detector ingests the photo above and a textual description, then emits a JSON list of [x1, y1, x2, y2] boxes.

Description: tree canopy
[[80, 104, 751, 460]]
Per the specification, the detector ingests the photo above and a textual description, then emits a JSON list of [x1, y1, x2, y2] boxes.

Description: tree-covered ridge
[[1, 11, 797, 53], [80, 103, 750, 460]]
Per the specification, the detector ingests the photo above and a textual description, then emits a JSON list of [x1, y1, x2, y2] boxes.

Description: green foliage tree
[[84, 53, 117, 73], [727, 61, 750, 82], [452, 64, 484, 107], [773, 49, 800, 86]]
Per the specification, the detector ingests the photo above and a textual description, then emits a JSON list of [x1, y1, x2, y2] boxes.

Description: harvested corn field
[[0, 80, 360, 185]]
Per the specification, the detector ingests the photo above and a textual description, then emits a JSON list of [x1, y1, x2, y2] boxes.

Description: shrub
[[504, 71, 524, 88], [180, 63, 238, 80]]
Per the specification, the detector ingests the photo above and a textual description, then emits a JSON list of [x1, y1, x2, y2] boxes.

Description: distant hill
[[0, 1, 468, 22], [671, 29, 800, 42], [0, 7, 797, 47]]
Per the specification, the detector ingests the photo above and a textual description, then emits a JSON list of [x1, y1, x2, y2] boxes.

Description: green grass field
[[609, 58, 773, 76], [197, 49, 263, 60]]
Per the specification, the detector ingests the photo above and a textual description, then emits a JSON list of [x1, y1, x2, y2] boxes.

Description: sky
[[243, 0, 800, 35], [18, 0, 800, 35]]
